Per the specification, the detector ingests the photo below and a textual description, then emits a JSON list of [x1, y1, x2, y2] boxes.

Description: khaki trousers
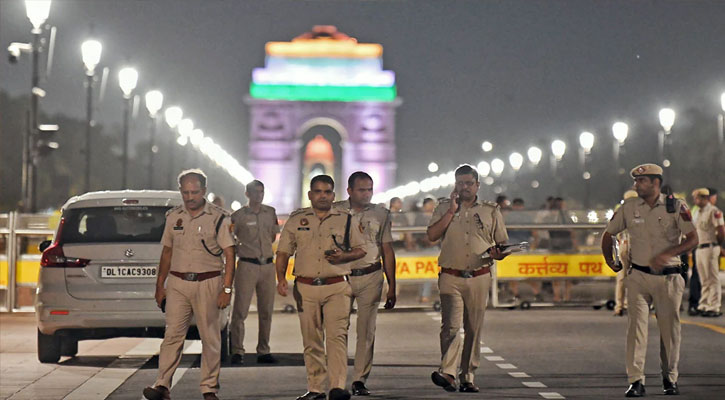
[[231, 260, 276, 356], [696, 246, 721, 313], [438, 271, 491, 384], [615, 270, 627, 312], [349, 269, 384, 383], [294, 280, 352, 392], [625, 269, 684, 384], [155, 275, 222, 394]]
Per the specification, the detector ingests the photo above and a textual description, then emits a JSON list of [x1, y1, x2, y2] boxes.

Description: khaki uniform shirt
[[429, 198, 509, 270], [231, 204, 279, 261], [161, 202, 234, 273], [277, 207, 365, 278], [333, 200, 393, 269], [694, 203, 725, 245], [605, 194, 695, 267]]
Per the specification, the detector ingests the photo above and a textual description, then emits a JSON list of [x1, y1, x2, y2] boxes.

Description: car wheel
[[220, 324, 230, 362], [37, 329, 61, 363], [60, 337, 78, 357]]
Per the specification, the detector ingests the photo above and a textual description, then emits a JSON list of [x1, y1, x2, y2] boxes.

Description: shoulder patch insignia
[[679, 204, 692, 222], [715, 211, 723, 219]]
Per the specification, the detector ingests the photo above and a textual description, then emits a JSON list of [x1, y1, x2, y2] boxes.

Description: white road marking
[[480, 346, 493, 353], [523, 381, 547, 388], [509, 372, 530, 378], [169, 340, 202, 389], [484, 355, 504, 361], [539, 392, 565, 399], [496, 363, 517, 369]]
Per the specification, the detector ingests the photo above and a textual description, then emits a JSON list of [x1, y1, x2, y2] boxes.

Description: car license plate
[[101, 266, 157, 278]]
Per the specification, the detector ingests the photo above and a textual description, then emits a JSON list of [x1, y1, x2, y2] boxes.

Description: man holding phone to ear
[[427, 164, 509, 394], [333, 171, 397, 396]]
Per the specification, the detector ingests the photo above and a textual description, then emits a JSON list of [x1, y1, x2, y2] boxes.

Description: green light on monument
[[250, 83, 397, 102]]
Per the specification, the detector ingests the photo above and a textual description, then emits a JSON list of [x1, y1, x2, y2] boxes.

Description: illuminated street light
[[145, 90, 163, 188], [579, 131, 595, 154], [25, 0, 52, 31], [551, 139, 566, 161], [81, 39, 102, 193], [612, 122, 628, 145], [118, 67, 138, 188], [509, 152, 523, 171], [428, 162, 439, 173], [190, 129, 204, 146], [481, 141, 493, 152], [527, 146, 542, 165], [178, 118, 194, 137], [164, 106, 183, 128], [659, 108, 676, 134], [477, 161, 490, 177], [491, 158, 504, 176]]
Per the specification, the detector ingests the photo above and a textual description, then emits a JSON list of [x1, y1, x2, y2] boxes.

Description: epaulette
[[166, 204, 183, 217], [261, 204, 276, 213], [332, 200, 349, 210], [208, 202, 230, 216], [483, 200, 498, 208], [289, 207, 310, 218]]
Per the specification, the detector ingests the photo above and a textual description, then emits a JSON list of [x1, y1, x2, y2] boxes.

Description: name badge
[[297, 227, 310, 231], [246, 221, 257, 226], [173, 226, 184, 231], [633, 218, 644, 224]]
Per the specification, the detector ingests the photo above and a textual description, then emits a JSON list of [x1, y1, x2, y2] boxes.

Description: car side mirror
[[39, 240, 52, 252]]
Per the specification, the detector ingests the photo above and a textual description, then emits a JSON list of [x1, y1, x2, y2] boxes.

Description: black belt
[[698, 243, 718, 249], [441, 266, 491, 278], [631, 263, 681, 276], [170, 271, 221, 281], [350, 262, 382, 277], [295, 275, 348, 286], [240, 257, 274, 265]]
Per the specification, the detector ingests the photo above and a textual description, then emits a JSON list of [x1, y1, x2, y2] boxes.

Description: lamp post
[[718, 94, 725, 184], [190, 128, 204, 166], [81, 39, 101, 192], [164, 106, 183, 188], [118, 67, 138, 188], [144, 90, 163, 188], [579, 132, 595, 207], [658, 108, 675, 178], [551, 139, 566, 196], [18, 0, 52, 211], [491, 158, 504, 177], [612, 122, 629, 194], [527, 146, 542, 190], [177, 118, 194, 170]]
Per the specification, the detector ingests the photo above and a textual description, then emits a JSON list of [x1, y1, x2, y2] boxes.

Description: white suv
[[35, 190, 230, 363]]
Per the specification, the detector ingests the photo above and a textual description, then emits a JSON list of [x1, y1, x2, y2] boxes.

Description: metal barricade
[[1, 212, 57, 312]]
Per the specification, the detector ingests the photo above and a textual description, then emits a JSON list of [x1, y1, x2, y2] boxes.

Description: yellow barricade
[[0, 258, 41, 287]]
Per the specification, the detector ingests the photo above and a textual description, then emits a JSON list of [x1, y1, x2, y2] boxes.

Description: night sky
[[2, 0, 724, 196]]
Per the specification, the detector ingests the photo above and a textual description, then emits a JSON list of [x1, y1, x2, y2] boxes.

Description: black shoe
[[256, 353, 277, 364], [702, 310, 722, 318], [296, 392, 326, 400], [459, 382, 480, 393], [431, 371, 457, 392], [687, 306, 700, 316], [625, 380, 646, 397], [329, 388, 351, 400], [351, 381, 370, 396], [663, 378, 679, 395], [614, 309, 624, 316], [230, 354, 243, 365], [143, 386, 171, 400]]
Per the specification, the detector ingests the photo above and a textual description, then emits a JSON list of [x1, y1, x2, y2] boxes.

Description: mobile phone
[[160, 298, 166, 313], [324, 249, 337, 256]]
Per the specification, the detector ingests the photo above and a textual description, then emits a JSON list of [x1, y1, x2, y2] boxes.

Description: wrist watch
[[223, 286, 232, 294]]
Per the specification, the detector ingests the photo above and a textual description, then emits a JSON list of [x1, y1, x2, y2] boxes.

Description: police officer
[[614, 190, 639, 316], [230, 180, 280, 365], [144, 169, 236, 400], [333, 171, 396, 396], [427, 164, 509, 393], [601, 163, 698, 397], [692, 188, 725, 317], [276, 175, 367, 400]]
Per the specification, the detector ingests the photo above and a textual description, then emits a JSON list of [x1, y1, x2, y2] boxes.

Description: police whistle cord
[[202, 215, 226, 257]]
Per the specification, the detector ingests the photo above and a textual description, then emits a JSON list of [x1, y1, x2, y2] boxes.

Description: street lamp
[[81, 39, 102, 192], [190, 128, 204, 166], [25, 0, 52, 31], [477, 161, 490, 177], [579, 132, 595, 207], [428, 162, 439, 173], [164, 106, 182, 188], [177, 118, 193, 169], [481, 141, 493, 152], [551, 139, 566, 196], [491, 158, 504, 176], [509, 152, 523, 172], [612, 122, 629, 194], [527, 146, 542, 166], [118, 67, 138, 188], [144, 90, 163, 188], [658, 108, 675, 170], [718, 92, 725, 145]]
